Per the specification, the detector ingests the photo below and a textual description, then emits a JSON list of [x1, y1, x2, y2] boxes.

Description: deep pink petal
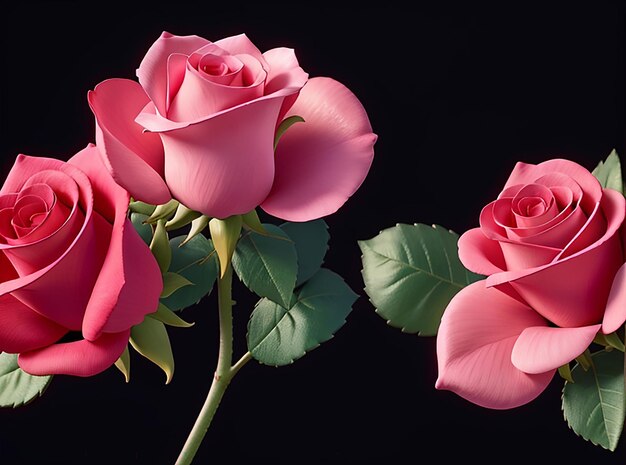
[[512, 324, 600, 374], [88, 79, 170, 205], [436, 281, 553, 409], [143, 94, 288, 218], [18, 330, 130, 377], [487, 189, 625, 327], [0, 294, 67, 353], [458, 228, 506, 275], [503, 159, 602, 213], [136, 32, 210, 115], [261, 77, 376, 221], [0, 155, 65, 195], [602, 263, 626, 334]]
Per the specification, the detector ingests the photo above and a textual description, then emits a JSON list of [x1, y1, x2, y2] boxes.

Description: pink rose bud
[[0, 145, 163, 377]]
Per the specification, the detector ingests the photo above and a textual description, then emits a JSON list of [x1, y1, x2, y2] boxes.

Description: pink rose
[[436, 159, 626, 408], [0, 145, 162, 377], [88, 32, 376, 221]]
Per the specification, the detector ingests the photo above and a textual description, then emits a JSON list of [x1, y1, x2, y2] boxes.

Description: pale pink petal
[[261, 77, 376, 221], [512, 324, 601, 374], [88, 79, 170, 205], [487, 190, 625, 327], [214, 34, 268, 70], [18, 329, 130, 377], [602, 263, 626, 334], [263, 47, 309, 122], [503, 159, 602, 213], [148, 94, 288, 218], [458, 228, 506, 275], [436, 281, 553, 409], [0, 294, 67, 353], [136, 31, 210, 115]]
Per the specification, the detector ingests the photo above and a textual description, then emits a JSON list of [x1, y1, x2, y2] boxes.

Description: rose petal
[[18, 329, 130, 377], [512, 324, 601, 374], [214, 34, 269, 71], [0, 293, 67, 353], [69, 145, 162, 339], [0, 155, 66, 196], [263, 47, 309, 121], [458, 228, 506, 275], [136, 31, 210, 115], [261, 77, 376, 221], [602, 263, 626, 334], [503, 159, 602, 214], [88, 79, 171, 205], [487, 189, 625, 327], [436, 281, 554, 409]]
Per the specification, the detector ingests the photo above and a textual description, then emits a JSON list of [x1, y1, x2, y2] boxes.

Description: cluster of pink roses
[[436, 159, 625, 408], [0, 33, 375, 377]]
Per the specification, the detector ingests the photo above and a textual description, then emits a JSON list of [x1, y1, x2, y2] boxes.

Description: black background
[[0, 2, 624, 464]]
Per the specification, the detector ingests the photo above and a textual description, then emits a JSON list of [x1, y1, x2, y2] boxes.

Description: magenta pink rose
[[88, 32, 376, 221], [0, 145, 162, 377], [435, 158, 626, 409]]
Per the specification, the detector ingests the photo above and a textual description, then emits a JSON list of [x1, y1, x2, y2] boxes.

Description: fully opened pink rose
[[436, 158, 626, 408], [0, 145, 162, 377], [88, 32, 376, 220]]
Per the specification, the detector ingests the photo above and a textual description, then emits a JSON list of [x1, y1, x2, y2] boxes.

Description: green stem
[[175, 265, 249, 465]]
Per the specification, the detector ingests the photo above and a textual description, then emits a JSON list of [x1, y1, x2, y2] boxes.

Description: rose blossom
[[436, 158, 625, 408], [0, 145, 162, 376], [88, 32, 376, 221]]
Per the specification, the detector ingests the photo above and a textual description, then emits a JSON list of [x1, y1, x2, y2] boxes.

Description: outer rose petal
[[18, 330, 130, 377], [503, 159, 602, 213], [69, 146, 162, 339], [88, 79, 171, 205], [263, 47, 309, 121], [436, 281, 554, 410], [602, 263, 626, 334], [137, 32, 210, 115], [0, 294, 67, 353], [141, 95, 289, 218], [458, 228, 506, 275], [511, 324, 601, 374], [261, 77, 377, 221], [487, 189, 625, 327]]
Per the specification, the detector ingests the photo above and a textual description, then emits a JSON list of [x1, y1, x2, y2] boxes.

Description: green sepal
[[161, 272, 193, 298], [242, 210, 267, 235], [592, 149, 623, 193], [130, 318, 175, 384], [575, 349, 593, 371], [114, 346, 131, 383], [0, 352, 53, 408], [274, 115, 304, 150], [148, 303, 194, 328], [558, 363, 574, 383], [232, 224, 297, 308], [209, 216, 243, 277], [165, 204, 202, 231], [129, 200, 156, 216], [150, 220, 171, 273], [145, 199, 179, 224], [130, 213, 153, 246], [181, 215, 210, 246], [594, 332, 625, 352]]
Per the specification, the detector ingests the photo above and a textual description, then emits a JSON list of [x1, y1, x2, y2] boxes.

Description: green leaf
[[280, 219, 329, 286], [247, 268, 357, 366], [114, 346, 131, 383], [359, 223, 483, 336], [148, 303, 194, 328], [150, 219, 171, 273], [161, 272, 193, 298], [161, 234, 219, 311], [233, 224, 297, 308], [592, 149, 623, 194], [0, 352, 53, 407], [130, 318, 175, 384], [130, 213, 153, 246], [274, 115, 304, 150], [209, 216, 243, 277], [562, 350, 625, 451]]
